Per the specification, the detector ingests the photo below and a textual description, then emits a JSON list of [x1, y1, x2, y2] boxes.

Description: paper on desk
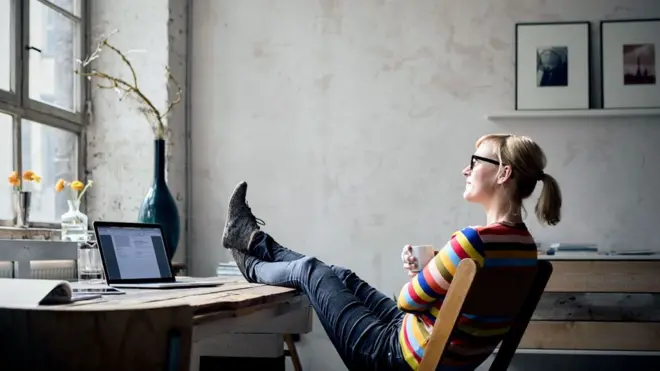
[[0, 278, 71, 307]]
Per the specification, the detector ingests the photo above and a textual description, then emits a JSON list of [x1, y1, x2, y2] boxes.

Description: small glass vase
[[12, 191, 31, 228], [61, 199, 89, 242]]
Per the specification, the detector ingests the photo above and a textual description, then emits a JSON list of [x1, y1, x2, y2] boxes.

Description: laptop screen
[[96, 225, 173, 281]]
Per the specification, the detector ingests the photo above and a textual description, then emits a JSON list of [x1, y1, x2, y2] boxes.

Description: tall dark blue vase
[[138, 139, 180, 261]]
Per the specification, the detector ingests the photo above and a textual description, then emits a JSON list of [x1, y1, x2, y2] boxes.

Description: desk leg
[[191, 333, 286, 371], [190, 345, 200, 371]]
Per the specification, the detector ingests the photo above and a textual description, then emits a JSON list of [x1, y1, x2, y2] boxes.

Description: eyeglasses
[[470, 155, 500, 170]]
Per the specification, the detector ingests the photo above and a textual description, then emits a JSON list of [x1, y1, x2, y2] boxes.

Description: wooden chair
[[418, 259, 553, 371], [0, 304, 193, 371]]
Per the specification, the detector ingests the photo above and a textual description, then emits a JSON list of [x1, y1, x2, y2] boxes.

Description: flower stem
[[76, 182, 94, 203]]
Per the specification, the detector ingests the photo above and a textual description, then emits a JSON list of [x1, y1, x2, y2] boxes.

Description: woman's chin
[[463, 190, 479, 203]]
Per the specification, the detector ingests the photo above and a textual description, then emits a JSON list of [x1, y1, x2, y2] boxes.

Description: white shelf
[[486, 108, 660, 121]]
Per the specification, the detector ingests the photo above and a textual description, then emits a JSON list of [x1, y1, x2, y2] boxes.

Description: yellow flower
[[55, 179, 66, 192], [22, 170, 34, 181], [57, 179, 94, 202], [70, 180, 85, 191], [21, 170, 41, 183], [8, 171, 19, 187]]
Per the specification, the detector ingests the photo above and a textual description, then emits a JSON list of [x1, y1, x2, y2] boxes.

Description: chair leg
[[284, 334, 303, 371]]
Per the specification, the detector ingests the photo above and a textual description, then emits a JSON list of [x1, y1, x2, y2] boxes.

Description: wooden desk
[[23, 278, 312, 371], [519, 255, 660, 353]]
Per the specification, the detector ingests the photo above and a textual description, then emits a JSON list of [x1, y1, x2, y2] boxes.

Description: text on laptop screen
[[96, 226, 173, 281]]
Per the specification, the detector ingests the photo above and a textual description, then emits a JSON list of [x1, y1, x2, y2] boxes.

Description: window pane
[[0, 113, 14, 220], [0, 0, 12, 91], [29, 0, 79, 112], [46, 0, 82, 17], [21, 120, 78, 223]]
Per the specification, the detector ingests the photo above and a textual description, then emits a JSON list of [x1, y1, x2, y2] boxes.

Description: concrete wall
[[189, 0, 660, 370], [87, 0, 188, 263]]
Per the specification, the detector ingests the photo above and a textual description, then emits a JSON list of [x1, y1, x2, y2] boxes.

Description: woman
[[222, 133, 562, 371]]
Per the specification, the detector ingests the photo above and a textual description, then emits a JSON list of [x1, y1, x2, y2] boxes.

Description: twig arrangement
[[76, 30, 182, 140]]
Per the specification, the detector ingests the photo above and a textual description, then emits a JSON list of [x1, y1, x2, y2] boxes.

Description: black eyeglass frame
[[470, 155, 501, 170]]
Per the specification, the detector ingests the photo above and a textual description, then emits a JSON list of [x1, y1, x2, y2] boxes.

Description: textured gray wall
[[87, 0, 188, 263]]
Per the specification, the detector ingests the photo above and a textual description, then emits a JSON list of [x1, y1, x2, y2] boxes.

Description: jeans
[[244, 231, 409, 371]]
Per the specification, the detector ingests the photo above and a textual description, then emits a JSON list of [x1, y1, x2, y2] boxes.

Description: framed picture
[[601, 19, 660, 109], [515, 22, 591, 110]]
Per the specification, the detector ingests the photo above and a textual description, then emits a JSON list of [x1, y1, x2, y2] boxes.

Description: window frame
[[0, 0, 89, 228]]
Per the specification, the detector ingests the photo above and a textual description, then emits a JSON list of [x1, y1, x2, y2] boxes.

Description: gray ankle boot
[[221, 181, 265, 252]]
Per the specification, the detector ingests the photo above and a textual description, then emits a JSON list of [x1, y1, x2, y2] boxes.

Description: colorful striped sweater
[[396, 223, 538, 370]]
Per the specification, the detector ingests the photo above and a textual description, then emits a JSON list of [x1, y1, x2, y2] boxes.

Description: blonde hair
[[476, 134, 562, 226]]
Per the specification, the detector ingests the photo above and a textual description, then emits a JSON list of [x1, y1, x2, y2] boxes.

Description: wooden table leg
[[284, 334, 303, 371]]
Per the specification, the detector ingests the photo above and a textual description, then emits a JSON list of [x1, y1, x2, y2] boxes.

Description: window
[[0, 113, 13, 221], [0, 0, 87, 227], [0, 1, 12, 92], [22, 120, 79, 222], [29, 0, 80, 113]]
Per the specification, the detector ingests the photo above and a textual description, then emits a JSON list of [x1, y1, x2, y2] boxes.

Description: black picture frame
[[515, 21, 592, 111], [600, 18, 660, 109]]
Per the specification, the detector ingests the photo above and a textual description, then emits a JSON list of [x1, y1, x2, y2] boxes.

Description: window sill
[[0, 226, 61, 240]]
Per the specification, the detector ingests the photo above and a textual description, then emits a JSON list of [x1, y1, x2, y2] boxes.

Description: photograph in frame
[[515, 22, 591, 110], [601, 19, 660, 109]]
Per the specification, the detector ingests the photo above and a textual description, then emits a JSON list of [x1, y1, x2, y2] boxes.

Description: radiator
[[0, 261, 76, 280], [0, 227, 77, 280]]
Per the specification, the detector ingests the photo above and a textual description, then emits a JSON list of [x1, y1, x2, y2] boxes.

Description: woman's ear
[[496, 165, 513, 185]]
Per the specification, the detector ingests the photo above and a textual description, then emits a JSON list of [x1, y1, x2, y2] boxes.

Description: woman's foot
[[222, 181, 265, 252]]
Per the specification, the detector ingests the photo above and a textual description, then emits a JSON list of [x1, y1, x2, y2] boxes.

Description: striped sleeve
[[397, 227, 486, 312]]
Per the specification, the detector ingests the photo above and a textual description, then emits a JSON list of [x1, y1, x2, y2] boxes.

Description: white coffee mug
[[410, 245, 435, 272]]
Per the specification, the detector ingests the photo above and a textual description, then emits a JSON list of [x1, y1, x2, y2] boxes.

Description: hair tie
[[537, 171, 545, 181]]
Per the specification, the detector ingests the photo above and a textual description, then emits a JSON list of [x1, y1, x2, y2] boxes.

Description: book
[[216, 261, 242, 277], [0, 278, 101, 307]]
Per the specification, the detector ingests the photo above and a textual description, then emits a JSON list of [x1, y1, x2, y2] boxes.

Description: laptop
[[94, 221, 223, 289]]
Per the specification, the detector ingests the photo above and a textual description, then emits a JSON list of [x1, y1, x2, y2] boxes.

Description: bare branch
[[101, 40, 139, 89], [160, 66, 183, 119], [76, 30, 183, 140]]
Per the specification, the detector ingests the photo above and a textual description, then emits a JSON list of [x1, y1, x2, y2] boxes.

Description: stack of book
[[216, 261, 242, 277], [539, 243, 599, 256]]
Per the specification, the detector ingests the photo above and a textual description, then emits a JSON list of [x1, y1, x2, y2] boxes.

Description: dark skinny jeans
[[244, 231, 410, 370]]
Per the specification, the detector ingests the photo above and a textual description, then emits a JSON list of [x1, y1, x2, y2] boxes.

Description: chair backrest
[[0, 304, 193, 371], [419, 258, 553, 371]]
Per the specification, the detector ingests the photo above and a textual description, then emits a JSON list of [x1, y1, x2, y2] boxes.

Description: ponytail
[[535, 173, 562, 226]]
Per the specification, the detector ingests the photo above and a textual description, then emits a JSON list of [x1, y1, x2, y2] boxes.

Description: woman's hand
[[401, 244, 418, 277]]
